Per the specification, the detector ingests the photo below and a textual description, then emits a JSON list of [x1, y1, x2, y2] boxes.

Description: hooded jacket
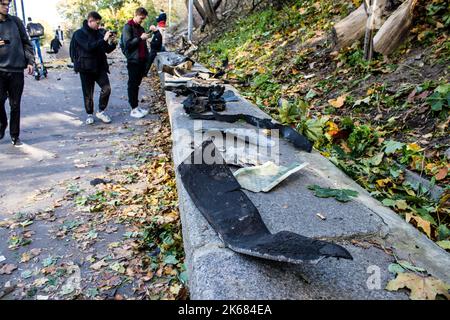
[[0, 15, 35, 73], [70, 20, 116, 73]]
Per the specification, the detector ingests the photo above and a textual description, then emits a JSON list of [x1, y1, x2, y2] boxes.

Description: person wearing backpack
[[26, 17, 44, 64], [70, 11, 116, 125], [0, 0, 35, 146], [120, 7, 151, 119]]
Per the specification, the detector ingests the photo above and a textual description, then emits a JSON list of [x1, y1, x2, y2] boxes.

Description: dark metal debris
[[178, 140, 353, 264]]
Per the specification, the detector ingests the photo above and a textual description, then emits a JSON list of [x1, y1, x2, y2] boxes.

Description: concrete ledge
[[155, 52, 450, 300]]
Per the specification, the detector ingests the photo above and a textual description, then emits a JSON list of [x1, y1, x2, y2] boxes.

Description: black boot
[[0, 126, 5, 140]]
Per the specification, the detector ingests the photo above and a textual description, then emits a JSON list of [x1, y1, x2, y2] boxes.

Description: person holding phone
[[0, 0, 35, 146], [70, 11, 117, 125], [121, 7, 151, 119]]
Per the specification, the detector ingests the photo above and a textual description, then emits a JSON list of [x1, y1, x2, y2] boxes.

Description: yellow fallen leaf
[[328, 94, 348, 108], [376, 178, 391, 188], [406, 213, 431, 238], [407, 143, 423, 153], [326, 121, 339, 136], [291, 68, 300, 75], [386, 273, 450, 300]]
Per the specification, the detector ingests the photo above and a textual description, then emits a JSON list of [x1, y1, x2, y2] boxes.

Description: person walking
[[26, 17, 44, 64], [0, 0, 35, 146], [70, 11, 116, 125], [55, 25, 64, 43], [50, 35, 62, 54], [121, 7, 151, 119]]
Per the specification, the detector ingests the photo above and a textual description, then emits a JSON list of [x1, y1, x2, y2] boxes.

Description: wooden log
[[373, 0, 418, 55], [333, 0, 389, 50], [332, 4, 368, 50]]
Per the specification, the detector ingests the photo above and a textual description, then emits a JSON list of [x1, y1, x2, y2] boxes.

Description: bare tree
[[186, 0, 223, 27]]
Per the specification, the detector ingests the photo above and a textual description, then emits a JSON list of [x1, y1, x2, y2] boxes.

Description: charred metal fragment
[[190, 112, 313, 153], [178, 140, 353, 264], [182, 85, 226, 114]]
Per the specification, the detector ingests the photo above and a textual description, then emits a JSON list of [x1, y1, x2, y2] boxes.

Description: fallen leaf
[[406, 213, 431, 238], [436, 240, 450, 251], [0, 264, 17, 275], [308, 185, 358, 202], [90, 259, 108, 270], [386, 273, 450, 300], [435, 167, 448, 181], [328, 94, 348, 108]]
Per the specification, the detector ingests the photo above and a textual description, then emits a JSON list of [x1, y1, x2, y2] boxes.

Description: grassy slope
[[198, 0, 450, 247]]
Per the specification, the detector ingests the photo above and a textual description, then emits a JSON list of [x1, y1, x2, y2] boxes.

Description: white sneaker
[[86, 115, 95, 125], [96, 111, 112, 123], [137, 106, 149, 116], [130, 108, 145, 119]]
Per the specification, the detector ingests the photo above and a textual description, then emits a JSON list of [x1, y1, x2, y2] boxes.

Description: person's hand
[[0, 40, 5, 46], [27, 65, 34, 75], [140, 33, 150, 41], [103, 31, 112, 42]]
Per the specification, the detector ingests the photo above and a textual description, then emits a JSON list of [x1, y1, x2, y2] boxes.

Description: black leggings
[[79, 71, 111, 114], [0, 71, 24, 139]]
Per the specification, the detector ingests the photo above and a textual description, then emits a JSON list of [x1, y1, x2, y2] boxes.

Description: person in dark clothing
[[156, 9, 167, 28], [26, 17, 44, 64], [55, 26, 64, 42], [121, 7, 150, 119], [155, 9, 167, 42], [0, 0, 35, 146], [70, 11, 116, 125], [148, 25, 163, 67], [50, 35, 62, 54]]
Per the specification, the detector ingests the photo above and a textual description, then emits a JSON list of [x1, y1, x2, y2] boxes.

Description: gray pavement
[[0, 50, 162, 300]]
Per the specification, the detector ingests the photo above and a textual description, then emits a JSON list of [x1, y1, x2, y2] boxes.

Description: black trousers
[[148, 50, 159, 69], [0, 71, 25, 139], [127, 62, 147, 109], [79, 71, 111, 115]]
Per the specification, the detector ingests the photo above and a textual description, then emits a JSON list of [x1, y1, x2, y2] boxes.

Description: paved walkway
[[0, 51, 174, 300]]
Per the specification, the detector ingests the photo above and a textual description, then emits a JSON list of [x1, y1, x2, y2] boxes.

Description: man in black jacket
[[0, 0, 35, 146], [70, 11, 116, 125], [121, 7, 151, 119]]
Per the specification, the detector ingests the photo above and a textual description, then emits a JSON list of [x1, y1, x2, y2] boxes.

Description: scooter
[[34, 62, 48, 81]]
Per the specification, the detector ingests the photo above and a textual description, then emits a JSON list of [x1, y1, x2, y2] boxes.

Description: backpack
[[69, 34, 78, 63], [27, 23, 44, 38], [119, 31, 128, 57]]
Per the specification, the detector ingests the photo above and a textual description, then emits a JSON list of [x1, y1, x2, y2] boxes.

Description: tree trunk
[[373, 0, 418, 55], [333, 0, 389, 50], [202, 0, 219, 23], [333, 4, 368, 50], [193, 0, 207, 21], [213, 0, 223, 11]]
